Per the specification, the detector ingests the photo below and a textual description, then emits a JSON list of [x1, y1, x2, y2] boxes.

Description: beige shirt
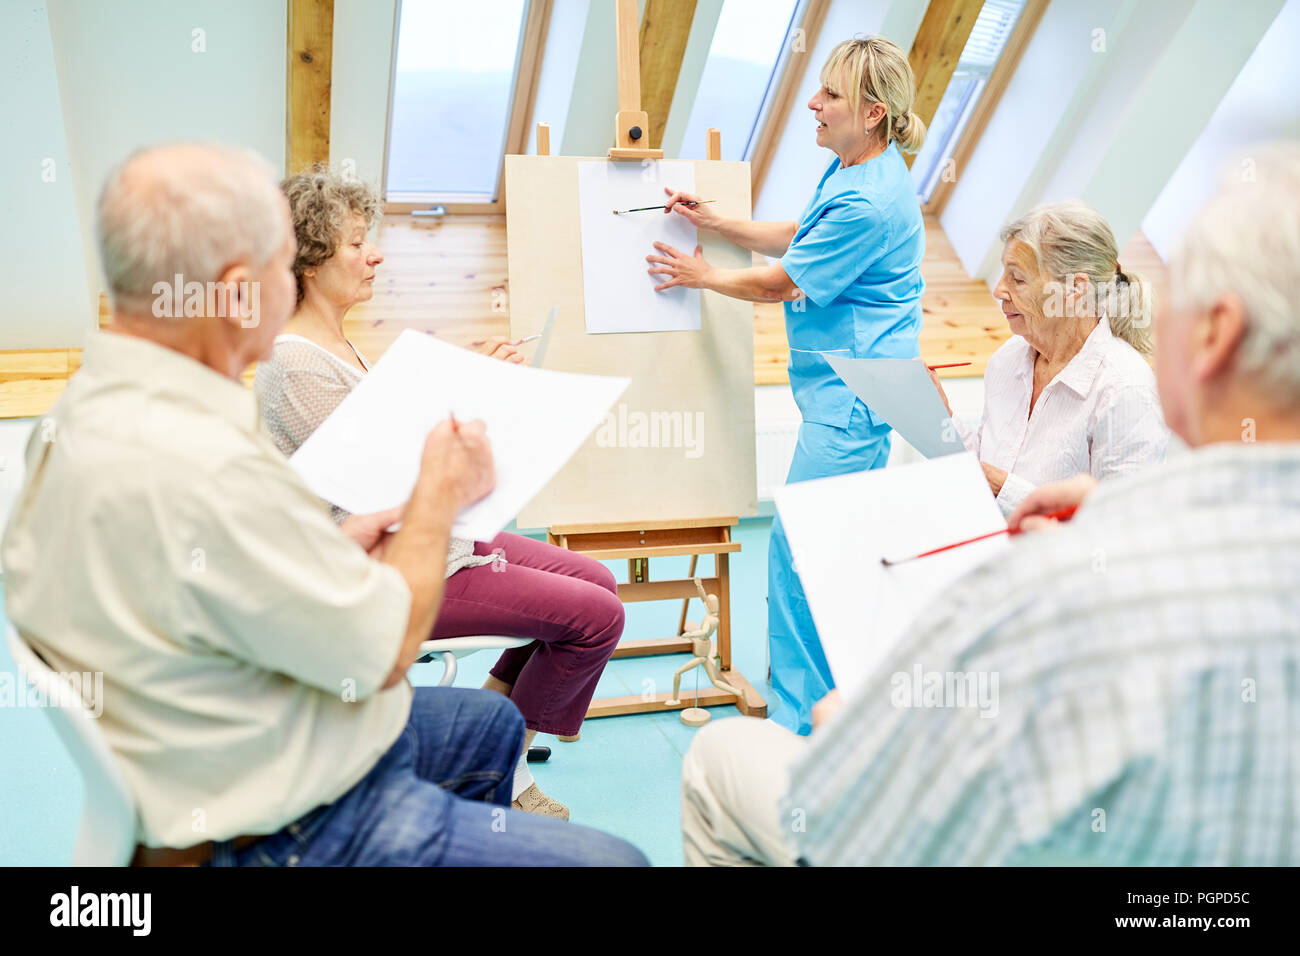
[[254, 334, 494, 577], [1, 331, 413, 848]]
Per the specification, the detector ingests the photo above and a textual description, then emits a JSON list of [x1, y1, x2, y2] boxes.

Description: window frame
[[382, 0, 552, 215], [747, 0, 831, 204], [923, 0, 1049, 218]]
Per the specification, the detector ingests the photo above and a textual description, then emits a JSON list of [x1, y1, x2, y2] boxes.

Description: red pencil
[[927, 362, 972, 371], [880, 506, 1079, 566]]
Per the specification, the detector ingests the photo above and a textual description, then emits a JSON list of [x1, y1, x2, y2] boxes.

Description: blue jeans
[[210, 687, 649, 866]]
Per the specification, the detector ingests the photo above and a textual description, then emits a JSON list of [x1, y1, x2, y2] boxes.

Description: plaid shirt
[[783, 442, 1300, 866]]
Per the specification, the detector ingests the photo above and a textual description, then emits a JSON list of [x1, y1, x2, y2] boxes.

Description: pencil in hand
[[880, 506, 1079, 566]]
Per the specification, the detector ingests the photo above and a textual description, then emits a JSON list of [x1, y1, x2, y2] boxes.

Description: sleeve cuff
[[994, 473, 1035, 516], [954, 414, 979, 453], [778, 254, 831, 309]]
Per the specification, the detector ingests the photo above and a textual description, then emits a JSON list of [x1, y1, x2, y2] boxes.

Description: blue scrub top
[[779, 143, 925, 429]]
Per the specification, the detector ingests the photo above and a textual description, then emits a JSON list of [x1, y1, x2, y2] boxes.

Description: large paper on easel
[[826, 355, 967, 459], [774, 453, 1008, 695], [505, 154, 757, 529], [289, 330, 630, 540], [577, 160, 700, 334]]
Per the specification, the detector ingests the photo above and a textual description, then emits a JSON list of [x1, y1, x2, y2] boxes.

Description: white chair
[[416, 635, 556, 760], [416, 635, 532, 687], [6, 626, 539, 867], [6, 624, 137, 866]]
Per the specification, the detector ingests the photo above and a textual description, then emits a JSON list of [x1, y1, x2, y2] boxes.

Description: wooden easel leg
[[676, 553, 698, 635], [716, 551, 732, 670]]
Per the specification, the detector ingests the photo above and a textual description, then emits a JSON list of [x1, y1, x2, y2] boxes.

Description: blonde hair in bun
[[820, 35, 927, 154]]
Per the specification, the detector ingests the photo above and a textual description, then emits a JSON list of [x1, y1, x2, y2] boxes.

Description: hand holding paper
[[289, 330, 630, 540], [774, 453, 1008, 695]]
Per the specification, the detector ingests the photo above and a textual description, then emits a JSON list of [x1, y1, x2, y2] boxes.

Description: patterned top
[[253, 334, 494, 578], [957, 318, 1170, 515], [782, 441, 1300, 866]]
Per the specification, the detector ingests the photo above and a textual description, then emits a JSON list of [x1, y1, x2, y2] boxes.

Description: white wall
[[526, 0, 591, 155], [1142, 0, 1300, 259], [941, 0, 1285, 285], [560, 0, 651, 156], [753, 0, 908, 223], [940, 0, 1126, 280], [0, 1, 94, 349], [42, 0, 286, 318]]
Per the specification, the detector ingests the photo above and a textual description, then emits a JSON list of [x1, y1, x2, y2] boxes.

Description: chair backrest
[[6, 625, 137, 866]]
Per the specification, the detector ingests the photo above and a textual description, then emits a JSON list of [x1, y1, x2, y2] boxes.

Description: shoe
[[512, 783, 570, 821]]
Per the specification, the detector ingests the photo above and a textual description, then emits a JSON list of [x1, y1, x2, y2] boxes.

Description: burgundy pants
[[428, 532, 624, 737]]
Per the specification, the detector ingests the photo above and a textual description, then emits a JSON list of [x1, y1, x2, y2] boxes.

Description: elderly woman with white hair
[[931, 200, 1170, 514]]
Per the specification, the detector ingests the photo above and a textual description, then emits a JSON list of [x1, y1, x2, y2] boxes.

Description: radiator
[[755, 419, 800, 502]]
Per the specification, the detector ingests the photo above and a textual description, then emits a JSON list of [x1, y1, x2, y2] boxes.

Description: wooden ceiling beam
[[638, 0, 699, 150], [285, 0, 335, 175], [906, 0, 984, 168], [926, 0, 1048, 216]]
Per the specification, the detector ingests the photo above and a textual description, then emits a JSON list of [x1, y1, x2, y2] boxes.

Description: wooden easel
[[548, 518, 766, 720], [533, 0, 765, 722]]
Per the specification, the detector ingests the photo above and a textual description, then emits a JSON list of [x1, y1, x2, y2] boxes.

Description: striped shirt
[[958, 318, 1170, 515], [782, 441, 1300, 866]]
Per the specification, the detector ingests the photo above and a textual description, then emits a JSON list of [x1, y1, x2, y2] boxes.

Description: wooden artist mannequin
[[666, 579, 742, 726]]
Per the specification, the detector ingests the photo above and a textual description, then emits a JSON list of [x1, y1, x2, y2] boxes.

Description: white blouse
[[254, 334, 495, 578], [957, 318, 1170, 514]]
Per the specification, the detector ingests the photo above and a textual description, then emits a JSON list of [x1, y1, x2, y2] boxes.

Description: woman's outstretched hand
[[646, 242, 711, 291]]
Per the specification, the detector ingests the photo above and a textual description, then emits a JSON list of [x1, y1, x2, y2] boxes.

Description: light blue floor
[[0, 516, 779, 867]]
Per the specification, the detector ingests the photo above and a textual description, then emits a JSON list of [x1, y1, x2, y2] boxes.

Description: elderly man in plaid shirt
[[681, 143, 1300, 867]]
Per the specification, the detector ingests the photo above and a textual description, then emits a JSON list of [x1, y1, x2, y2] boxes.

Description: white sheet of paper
[[774, 453, 1008, 696], [825, 355, 967, 459], [577, 160, 700, 334], [289, 330, 630, 540]]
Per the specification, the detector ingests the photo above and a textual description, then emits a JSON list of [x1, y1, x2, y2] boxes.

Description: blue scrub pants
[[768, 400, 892, 734]]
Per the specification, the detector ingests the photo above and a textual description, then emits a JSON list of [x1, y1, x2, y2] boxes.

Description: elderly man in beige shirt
[[1, 143, 646, 867]]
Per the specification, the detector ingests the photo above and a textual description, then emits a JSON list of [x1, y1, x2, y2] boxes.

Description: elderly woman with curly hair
[[254, 168, 624, 821]]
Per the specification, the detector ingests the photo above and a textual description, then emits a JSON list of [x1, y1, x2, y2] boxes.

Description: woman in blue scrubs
[[646, 36, 928, 734]]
